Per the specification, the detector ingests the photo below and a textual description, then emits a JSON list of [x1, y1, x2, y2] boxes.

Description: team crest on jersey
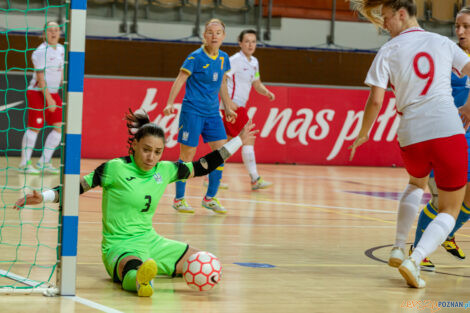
[[153, 173, 162, 183], [212, 73, 218, 81]]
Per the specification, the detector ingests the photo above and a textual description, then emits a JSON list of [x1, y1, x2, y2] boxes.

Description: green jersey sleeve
[[163, 161, 194, 184], [83, 160, 115, 189]]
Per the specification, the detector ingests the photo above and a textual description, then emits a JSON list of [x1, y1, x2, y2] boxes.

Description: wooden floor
[[1, 157, 470, 313]]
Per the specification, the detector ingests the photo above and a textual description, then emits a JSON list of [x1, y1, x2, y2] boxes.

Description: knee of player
[[118, 256, 143, 280]]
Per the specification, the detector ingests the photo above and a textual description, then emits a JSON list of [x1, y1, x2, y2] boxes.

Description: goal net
[[0, 0, 85, 296]]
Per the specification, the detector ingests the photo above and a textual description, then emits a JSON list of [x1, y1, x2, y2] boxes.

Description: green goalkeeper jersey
[[83, 155, 193, 252]]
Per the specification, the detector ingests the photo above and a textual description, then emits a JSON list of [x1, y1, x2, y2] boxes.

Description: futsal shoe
[[398, 258, 426, 288], [18, 161, 40, 174], [173, 198, 194, 213], [388, 246, 405, 268], [420, 257, 435, 272], [409, 245, 435, 272], [136, 259, 158, 297], [37, 162, 60, 174], [251, 177, 273, 190], [442, 236, 466, 260], [203, 178, 229, 190], [202, 197, 227, 214]]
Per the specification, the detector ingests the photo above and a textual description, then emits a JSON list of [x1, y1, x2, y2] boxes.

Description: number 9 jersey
[[365, 27, 470, 147]]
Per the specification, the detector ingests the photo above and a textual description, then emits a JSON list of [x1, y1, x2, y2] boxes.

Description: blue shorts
[[177, 111, 227, 147], [430, 131, 470, 181]]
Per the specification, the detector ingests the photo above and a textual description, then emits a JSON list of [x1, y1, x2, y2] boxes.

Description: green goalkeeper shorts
[[102, 231, 188, 281]]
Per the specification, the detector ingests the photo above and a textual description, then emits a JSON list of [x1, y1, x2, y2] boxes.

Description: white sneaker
[[251, 177, 273, 190], [173, 198, 194, 213], [18, 161, 40, 174], [36, 162, 60, 174], [203, 178, 229, 190], [202, 197, 227, 214], [398, 258, 426, 288], [388, 247, 405, 268]]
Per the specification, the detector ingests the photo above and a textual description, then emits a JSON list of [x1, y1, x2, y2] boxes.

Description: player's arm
[[163, 70, 189, 116], [459, 62, 470, 129], [220, 74, 238, 123], [175, 122, 258, 180], [253, 80, 275, 101], [348, 85, 385, 161], [32, 48, 56, 111], [13, 163, 106, 209], [36, 71, 56, 112]]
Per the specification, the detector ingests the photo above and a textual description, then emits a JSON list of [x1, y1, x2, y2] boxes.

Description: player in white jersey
[[221, 29, 275, 190], [19, 21, 64, 174], [349, 0, 470, 288], [409, 6, 470, 271]]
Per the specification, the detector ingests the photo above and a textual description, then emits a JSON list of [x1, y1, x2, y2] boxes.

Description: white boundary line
[[67, 296, 124, 313], [73, 171, 407, 181], [83, 190, 399, 214]]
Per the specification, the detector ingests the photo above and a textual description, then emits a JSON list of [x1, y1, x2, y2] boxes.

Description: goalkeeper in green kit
[[14, 109, 257, 297]]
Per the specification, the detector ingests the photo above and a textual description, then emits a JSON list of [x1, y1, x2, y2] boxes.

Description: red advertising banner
[[83, 77, 403, 166]]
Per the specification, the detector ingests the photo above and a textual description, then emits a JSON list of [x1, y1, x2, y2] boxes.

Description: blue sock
[[175, 160, 186, 200], [206, 164, 223, 198], [448, 203, 470, 238], [413, 202, 438, 248]]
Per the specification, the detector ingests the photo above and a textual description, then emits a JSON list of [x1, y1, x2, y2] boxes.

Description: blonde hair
[[204, 18, 226, 32], [43, 21, 59, 32], [458, 6, 470, 16], [349, 0, 417, 29], [42, 21, 60, 43]]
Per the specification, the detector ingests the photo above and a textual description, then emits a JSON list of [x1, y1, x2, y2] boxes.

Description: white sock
[[38, 130, 61, 165], [242, 145, 259, 182], [394, 184, 424, 249], [411, 213, 455, 266], [20, 129, 38, 166]]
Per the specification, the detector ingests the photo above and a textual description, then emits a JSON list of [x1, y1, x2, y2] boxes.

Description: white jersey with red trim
[[225, 51, 260, 107], [28, 42, 64, 94], [365, 27, 469, 147]]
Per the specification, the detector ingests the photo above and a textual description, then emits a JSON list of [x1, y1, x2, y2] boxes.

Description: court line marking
[[10, 190, 470, 234], [1, 220, 396, 228], [66, 296, 124, 313], [82, 191, 398, 225], [81, 189, 398, 214], [175, 194, 398, 224], [7, 182, 469, 233], [76, 170, 407, 181], [364, 244, 470, 278], [67, 261, 470, 269]]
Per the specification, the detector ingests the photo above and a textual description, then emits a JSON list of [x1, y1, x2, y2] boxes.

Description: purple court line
[[344, 190, 431, 204]]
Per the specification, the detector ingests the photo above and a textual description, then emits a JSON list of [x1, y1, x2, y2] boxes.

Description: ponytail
[[125, 109, 165, 155], [350, 0, 417, 28]]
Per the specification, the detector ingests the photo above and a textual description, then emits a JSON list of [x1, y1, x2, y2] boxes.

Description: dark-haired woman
[[222, 29, 275, 191], [349, 0, 470, 288], [14, 110, 257, 297]]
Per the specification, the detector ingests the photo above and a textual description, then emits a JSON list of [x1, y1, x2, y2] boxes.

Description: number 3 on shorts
[[413, 52, 435, 96]]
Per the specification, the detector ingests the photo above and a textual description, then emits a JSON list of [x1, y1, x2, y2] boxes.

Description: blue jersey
[[451, 71, 470, 108], [180, 47, 230, 117]]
